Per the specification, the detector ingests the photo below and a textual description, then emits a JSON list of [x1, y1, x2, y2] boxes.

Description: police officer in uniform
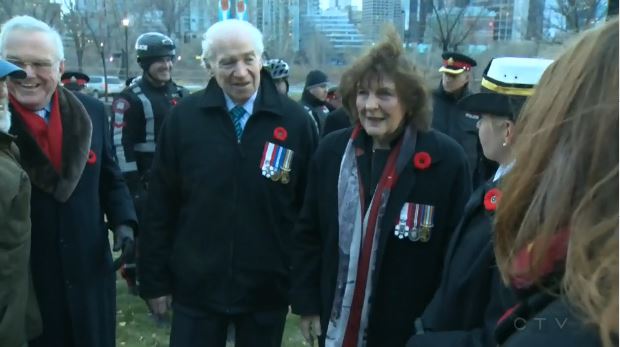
[[60, 71, 89, 92], [432, 52, 495, 189], [111, 32, 188, 294]]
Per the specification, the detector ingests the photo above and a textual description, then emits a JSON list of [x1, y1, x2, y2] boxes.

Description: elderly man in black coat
[[139, 19, 318, 347], [2, 15, 136, 347]]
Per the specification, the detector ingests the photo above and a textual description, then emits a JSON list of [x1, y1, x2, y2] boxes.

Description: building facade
[[362, 0, 405, 41]]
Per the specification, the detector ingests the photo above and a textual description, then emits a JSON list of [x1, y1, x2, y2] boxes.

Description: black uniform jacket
[[114, 77, 188, 176], [139, 72, 318, 313], [432, 84, 496, 189], [322, 107, 351, 138], [291, 125, 472, 346], [301, 89, 331, 134], [10, 90, 136, 347], [407, 180, 515, 347]]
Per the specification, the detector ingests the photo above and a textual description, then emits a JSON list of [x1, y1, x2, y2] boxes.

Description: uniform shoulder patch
[[112, 98, 131, 113]]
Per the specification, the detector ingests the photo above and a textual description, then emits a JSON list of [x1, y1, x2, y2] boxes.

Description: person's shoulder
[[73, 91, 103, 107], [174, 89, 204, 108], [315, 127, 351, 157], [164, 90, 206, 126], [279, 94, 307, 113], [328, 107, 348, 119], [505, 299, 604, 347], [275, 95, 317, 127], [171, 81, 191, 95], [73, 91, 105, 116], [116, 87, 140, 106], [71, 91, 108, 126], [419, 128, 467, 163]]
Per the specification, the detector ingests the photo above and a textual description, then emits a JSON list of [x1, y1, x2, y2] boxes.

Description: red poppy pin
[[87, 149, 97, 165], [484, 188, 502, 212], [413, 152, 432, 170], [170, 99, 178, 106], [273, 127, 288, 141]]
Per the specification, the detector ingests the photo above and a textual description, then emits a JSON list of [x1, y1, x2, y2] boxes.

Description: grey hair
[[0, 16, 65, 61], [201, 19, 263, 67]]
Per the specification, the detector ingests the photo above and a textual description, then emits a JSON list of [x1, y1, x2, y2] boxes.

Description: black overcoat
[[10, 89, 136, 347], [432, 84, 496, 189], [291, 126, 472, 346], [407, 181, 515, 347], [139, 72, 319, 313]]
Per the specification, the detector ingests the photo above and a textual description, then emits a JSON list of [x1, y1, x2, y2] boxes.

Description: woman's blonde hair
[[339, 26, 431, 131], [495, 18, 618, 346]]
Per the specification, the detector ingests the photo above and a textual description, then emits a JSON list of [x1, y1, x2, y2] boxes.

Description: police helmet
[[264, 59, 289, 80], [135, 32, 176, 63]]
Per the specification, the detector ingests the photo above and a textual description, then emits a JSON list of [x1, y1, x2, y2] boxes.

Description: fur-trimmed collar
[[9, 86, 92, 202]]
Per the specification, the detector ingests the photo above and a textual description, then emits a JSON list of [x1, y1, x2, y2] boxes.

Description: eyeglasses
[[6, 59, 56, 72]]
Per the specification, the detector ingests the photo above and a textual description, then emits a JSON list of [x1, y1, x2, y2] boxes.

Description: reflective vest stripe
[[112, 99, 137, 173], [132, 85, 156, 146]]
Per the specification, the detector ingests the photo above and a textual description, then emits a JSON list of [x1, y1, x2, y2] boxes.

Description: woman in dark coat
[[407, 57, 553, 347], [290, 28, 471, 347], [493, 19, 618, 347]]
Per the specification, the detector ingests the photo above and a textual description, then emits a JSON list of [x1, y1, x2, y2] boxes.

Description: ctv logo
[[513, 317, 569, 331]]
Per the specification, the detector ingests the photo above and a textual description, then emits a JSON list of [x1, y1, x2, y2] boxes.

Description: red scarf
[[510, 228, 570, 289], [10, 92, 63, 173]]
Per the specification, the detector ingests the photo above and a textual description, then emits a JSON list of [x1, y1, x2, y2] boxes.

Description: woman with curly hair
[[493, 19, 618, 347], [290, 27, 472, 347]]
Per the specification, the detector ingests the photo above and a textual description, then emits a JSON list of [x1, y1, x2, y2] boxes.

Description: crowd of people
[[0, 12, 617, 347]]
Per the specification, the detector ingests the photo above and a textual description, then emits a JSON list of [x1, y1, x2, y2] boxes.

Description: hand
[[300, 315, 321, 346], [113, 224, 135, 261], [147, 295, 172, 326]]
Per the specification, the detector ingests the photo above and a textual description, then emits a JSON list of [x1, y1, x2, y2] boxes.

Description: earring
[[502, 142, 507, 147]]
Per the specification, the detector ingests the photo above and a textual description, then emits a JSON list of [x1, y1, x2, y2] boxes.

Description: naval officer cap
[[458, 57, 553, 120]]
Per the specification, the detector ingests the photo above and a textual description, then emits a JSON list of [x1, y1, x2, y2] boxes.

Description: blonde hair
[[495, 19, 618, 347]]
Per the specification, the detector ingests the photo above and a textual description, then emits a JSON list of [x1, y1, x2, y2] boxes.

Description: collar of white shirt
[[34, 102, 52, 122], [224, 91, 258, 116], [493, 161, 515, 182]]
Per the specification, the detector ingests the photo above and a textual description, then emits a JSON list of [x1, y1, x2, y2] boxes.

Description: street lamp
[[122, 18, 130, 81]]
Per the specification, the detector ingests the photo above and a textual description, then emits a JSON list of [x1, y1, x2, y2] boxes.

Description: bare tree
[[148, 0, 192, 38], [428, 1, 490, 52], [0, 0, 61, 25], [301, 31, 331, 67], [409, 0, 433, 44], [551, 0, 605, 32], [526, 0, 545, 40], [62, 1, 89, 71]]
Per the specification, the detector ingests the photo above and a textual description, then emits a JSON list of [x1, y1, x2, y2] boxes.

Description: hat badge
[[447, 57, 455, 65]]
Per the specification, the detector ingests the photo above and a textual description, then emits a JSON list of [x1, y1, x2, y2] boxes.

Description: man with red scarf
[[1, 15, 137, 347]]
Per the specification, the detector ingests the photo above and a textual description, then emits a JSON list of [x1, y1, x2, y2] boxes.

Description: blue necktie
[[230, 106, 245, 140]]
